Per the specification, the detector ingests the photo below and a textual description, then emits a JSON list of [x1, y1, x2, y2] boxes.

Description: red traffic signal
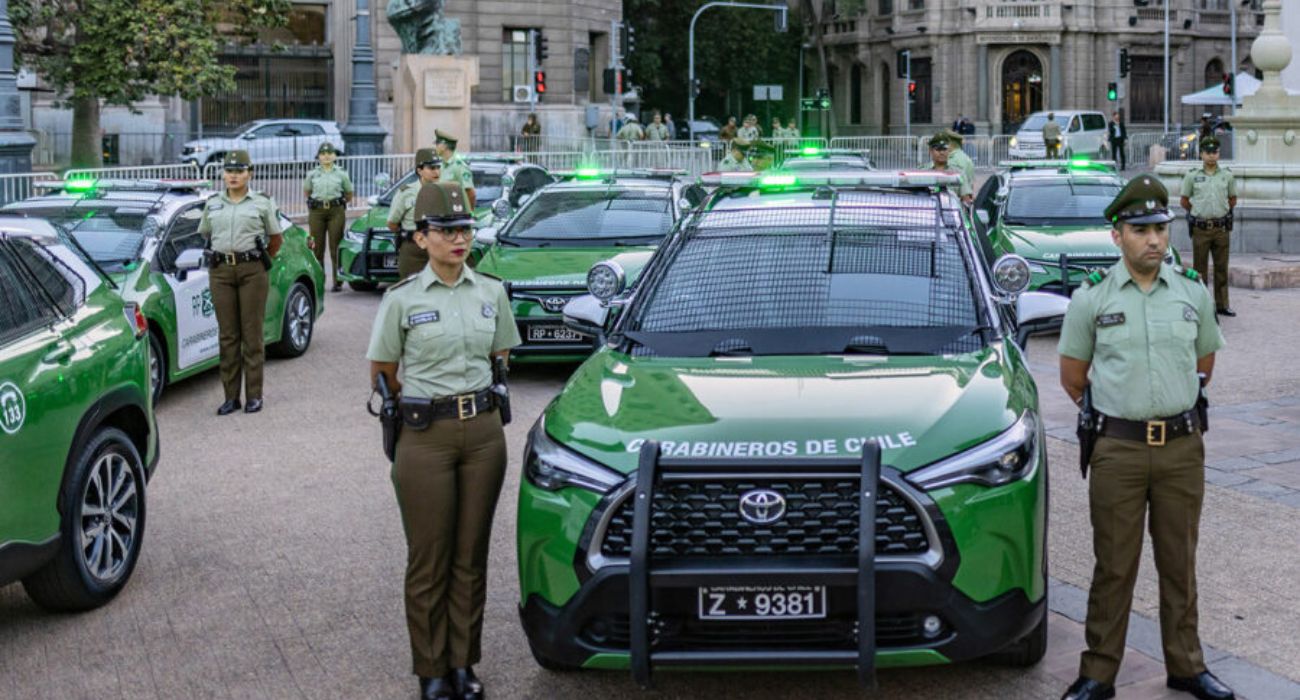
[[907, 81, 917, 101], [1222, 72, 1233, 95], [534, 70, 547, 95]]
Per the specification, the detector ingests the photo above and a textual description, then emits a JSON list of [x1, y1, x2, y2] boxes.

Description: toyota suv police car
[[515, 170, 1067, 683]]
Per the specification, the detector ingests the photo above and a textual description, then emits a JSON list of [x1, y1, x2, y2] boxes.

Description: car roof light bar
[[700, 170, 962, 189], [1000, 159, 1118, 171], [36, 178, 210, 193]]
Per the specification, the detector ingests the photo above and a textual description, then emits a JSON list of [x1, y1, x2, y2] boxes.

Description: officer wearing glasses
[[388, 148, 443, 279], [367, 182, 521, 700]]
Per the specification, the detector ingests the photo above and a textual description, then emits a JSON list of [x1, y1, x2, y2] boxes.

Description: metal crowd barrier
[[0, 172, 59, 208], [64, 163, 204, 183], [202, 153, 416, 217], [828, 136, 925, 170]]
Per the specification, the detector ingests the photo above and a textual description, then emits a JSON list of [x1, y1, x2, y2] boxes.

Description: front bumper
[[337, 231, 401, 283]]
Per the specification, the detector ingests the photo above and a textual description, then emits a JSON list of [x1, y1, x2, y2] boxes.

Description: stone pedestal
[[392, 55, 478, 154]]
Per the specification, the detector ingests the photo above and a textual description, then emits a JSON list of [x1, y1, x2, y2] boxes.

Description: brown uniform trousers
[[397, 236, 429, 280], [1191, 223, 1231, 309], [1081, 433, 1206, 685], [391, 408, 507, 678], [308, 202, 347, 280], [209, 260, 268, 401]]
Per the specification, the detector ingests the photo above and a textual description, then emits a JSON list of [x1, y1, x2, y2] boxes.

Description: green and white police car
[[3, 179, 326, 401], [474, 168, 704, 362], [0, 217, 159, 611], [516, 170, 1068, 683], [338, 156, 554, 290]]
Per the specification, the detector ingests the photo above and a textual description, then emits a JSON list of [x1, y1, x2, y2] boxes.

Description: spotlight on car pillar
[[491, 198, 511, 220], [587, 261, 627, 302], [992, 254, 1032, 297]]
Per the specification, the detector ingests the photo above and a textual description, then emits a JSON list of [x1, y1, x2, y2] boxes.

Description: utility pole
[[611, 19, 622, 147], [688, 1, 788, 140], [1163, 0, 1170, 134], [0, 0, 34, 178]]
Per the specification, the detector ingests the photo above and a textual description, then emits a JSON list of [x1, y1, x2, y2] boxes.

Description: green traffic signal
[[1107, 82, 1118, 101]]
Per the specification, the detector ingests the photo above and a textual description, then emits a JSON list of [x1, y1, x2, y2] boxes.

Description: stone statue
[[386, 0, 462, 55]]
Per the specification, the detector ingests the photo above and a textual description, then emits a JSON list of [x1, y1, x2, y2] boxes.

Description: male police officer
[[925, 133, 973, 205], [737, 114, 761, 141], [304, 142, 354, 292], [1043, 112, 1063, 158], [1058, 175, 1233, 700], [435, 130, 476, 209], [388, 148, 442, 279], [200, 150, 282, 415], [644, 112, 671, 141], [718, 139, 753, 172], [1180, 136, 1237, 317], [943, 128, 976, 196], [616, 113, 644, 142]]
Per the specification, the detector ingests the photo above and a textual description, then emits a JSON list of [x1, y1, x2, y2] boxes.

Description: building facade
[[817, 0, 1263, 136]]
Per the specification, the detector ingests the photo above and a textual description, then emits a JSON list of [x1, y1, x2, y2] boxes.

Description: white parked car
[[1008, 110, 1109, 160], [180, 119, 344, 166]]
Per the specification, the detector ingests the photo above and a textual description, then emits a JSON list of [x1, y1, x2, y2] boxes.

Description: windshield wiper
[[709, 343, 754, 357], [842, 342, 891, 355], [57, 229, 118, 289]]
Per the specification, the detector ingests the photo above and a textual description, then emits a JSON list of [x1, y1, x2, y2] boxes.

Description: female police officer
[[367, 181, 520, 700], [303, 142, 354, 292], [199, 150, 282, 416], [387, 148, 442, 279]]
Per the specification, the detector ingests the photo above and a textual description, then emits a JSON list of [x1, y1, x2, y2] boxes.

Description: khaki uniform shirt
[[948, 147, 976, 195], [303, 166, 353, 201], [644, 123, 670, 141], [440, 155, 475, 195], [1042, 121, 1062, 143], [737, 125, 760, 141], [198, 191, 281, 254], [718, 154, 753, 172], [1058, 262, 1224, 421], [1181, 166, 1236, 219], [367, 265, 522, 399], [387, 182, 421, 231], [616, 123, 644, 141], [925, 162, 973, 198]]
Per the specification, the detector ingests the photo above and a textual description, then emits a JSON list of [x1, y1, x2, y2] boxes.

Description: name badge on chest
[[409, 311, 440, 326], [1096, 312, 1126, 328]]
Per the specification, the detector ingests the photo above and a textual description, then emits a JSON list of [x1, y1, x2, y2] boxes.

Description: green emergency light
[[760, 174, 797, 187], [801, 147, 821, 156], [65, 178, 97, 193], [575, 167, 602, 179]]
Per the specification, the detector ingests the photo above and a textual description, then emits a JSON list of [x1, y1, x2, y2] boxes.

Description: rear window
[[501, 189, 673, 245], [472, 169, 504, 203], [4, 204, 159, 271], [1004, 182, 1121, 225], [626, 191, 985, 357], [1082, 114, 1107, 131]]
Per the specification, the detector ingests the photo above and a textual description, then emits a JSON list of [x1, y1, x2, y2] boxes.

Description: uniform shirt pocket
[[470, 315, 497, 356], [406, 320, 451, 363]]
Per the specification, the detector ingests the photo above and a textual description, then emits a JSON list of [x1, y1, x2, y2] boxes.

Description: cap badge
[[1146, 200, 1157, 210]]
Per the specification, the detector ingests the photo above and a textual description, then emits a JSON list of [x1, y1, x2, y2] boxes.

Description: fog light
[[922, 615, 943, 639]]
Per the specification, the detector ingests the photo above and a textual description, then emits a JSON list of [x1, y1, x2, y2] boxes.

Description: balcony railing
[[973, 1, 1061, 30]]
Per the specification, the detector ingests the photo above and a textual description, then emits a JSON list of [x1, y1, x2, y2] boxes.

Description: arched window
[[851, 64, 864, 124], [1205, 58, 1225, 87]]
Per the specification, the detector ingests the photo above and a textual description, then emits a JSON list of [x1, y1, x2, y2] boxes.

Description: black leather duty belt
[[308, 197, 347, 209], [425, 388, 495, 421], [211, 250, 262, 266], [1190, 216, 1230, 229], [1098, 409, 1200, 447]]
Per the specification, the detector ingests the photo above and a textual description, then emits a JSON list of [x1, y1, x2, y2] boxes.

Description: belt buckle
[[457, 394, 477, 420], [1146, 420, 1167, 447], [223, 252, 237, 266]]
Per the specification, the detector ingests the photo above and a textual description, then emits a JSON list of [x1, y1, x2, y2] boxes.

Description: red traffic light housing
[[534, 70, 547, 96], [907, 81, 917, 102], [1222, 73, 1233, 95]]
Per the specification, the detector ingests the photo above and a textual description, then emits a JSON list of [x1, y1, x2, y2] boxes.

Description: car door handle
[[43, 340, 75, 364]]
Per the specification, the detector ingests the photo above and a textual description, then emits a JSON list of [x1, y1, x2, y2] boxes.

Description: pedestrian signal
[[907, 81, 917, 102], [1107, 82, 1118, 101]]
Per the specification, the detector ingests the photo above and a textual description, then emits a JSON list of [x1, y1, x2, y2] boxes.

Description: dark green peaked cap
[[414, 182, 474, 229], [222, 150, 252, 169], [1103, 174, 1175, 225]]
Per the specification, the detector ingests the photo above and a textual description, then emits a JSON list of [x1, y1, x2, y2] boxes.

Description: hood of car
[[350, 207, 390, 232], [476, 246, 655, 288], [544, 346, 1032, 475], [998, 223, 1120, 262]]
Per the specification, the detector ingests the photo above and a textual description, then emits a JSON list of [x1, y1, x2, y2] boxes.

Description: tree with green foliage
[[11, 0, 292, 168]]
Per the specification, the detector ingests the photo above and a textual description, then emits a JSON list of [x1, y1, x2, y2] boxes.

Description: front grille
[[599, 477, 930, 559], [579, 612, 935, 650]]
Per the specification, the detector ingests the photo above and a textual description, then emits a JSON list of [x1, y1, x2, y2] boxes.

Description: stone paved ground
[[2, 283, 1299, 699]]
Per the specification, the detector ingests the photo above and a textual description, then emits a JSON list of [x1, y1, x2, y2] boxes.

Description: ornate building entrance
[[1001, 50, 1044, 133]]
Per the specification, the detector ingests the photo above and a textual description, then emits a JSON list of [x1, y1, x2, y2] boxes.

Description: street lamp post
[[0, 0, 34, 176], [340, 0, 387, 156], [1163, 0, 1170, 133], [688, 1, 787, 140]]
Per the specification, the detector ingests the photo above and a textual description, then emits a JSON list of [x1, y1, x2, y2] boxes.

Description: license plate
[[527, 324, 586, 343], [382, 255, 398, 269], [698, 585, 827, 620]]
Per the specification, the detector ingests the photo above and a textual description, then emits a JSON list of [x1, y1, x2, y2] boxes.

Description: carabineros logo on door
[[191, 289, 215, 319], [0, 381, 25, 435]]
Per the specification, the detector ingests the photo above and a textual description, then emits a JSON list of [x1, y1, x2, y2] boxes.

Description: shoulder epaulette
[[386, 275, 417, 293], [474, 269, 503, 283], [1084, 269, 1109, 287], [1174, 265, 1199, 281]]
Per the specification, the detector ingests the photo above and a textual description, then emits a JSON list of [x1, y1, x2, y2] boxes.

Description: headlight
[[190, 145, 208, 153], [906, 412, 1039, 490], [524, 418, 625, 494], [1010, 137, 1018, 148], [345, 228, 367, 243]]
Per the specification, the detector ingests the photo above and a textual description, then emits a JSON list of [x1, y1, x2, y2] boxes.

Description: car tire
[[21, 427, 147, 612], [269, 281, 315, 358], [989, 600, 1048, 667], [528, 641, 579, 672], [348, 280, 379, 292], [147, 332, 166, 404]]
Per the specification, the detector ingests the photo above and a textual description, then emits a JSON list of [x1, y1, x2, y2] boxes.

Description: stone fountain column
[[1159, 0, 1300, 254]]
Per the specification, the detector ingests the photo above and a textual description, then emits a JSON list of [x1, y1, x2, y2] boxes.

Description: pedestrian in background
[[1181, 135, 1238, 317], [718, 140, 753, 172], [1058, 174, 1233, 700], [616, 113, 644, 142], [435, 130, 476, 209], [943, 128, 976, 197], [200, 150, 282, 416], [737, 114, 761, 141], [644, 112, 671, 141], [664, 112, 677, 140], [519, 112, 541, 152], [719, 116, 738, 143], [368, 181, 521, 700], [1043, 113, 1062, 158], [952, 114, 965, 132], [1108, 111, 1128, 171], [303, 142, 353, 292], [771, 116, 785, 140], [388, 148, 442, 280], [924, 133, 972, 205], [786, 118, 799, 140]]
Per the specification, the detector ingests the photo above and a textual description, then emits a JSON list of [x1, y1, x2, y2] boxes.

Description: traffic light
[[1119, 48, 1131, 78], [690, 78, 701, 99], [620, 24, 635, 58], [1107, 82, 1118, 101], [603, 68, 622, 95], [896, 49, 911, 79], [907, 81, 917, 102], [534, 70, 547, 97], [1222, 72, 1233, 95], [534, 30, 549, 64]]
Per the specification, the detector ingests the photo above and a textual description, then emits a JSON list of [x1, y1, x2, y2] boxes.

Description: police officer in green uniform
[[199, 150, 282, 415], [925, 133, 973, 205], [718, 139, 753, 172], [435, 130, 476, 209], [304, 142, 354, 292], [943, 128, 977, 196], [367, 181, 521, 700], [737, 114, 761, 142], [644, 112, 671, 141], [1043, 112, 1063, 158], [615, 113, 644, 142], [388, 148, 442, 279], [1058, 175, 1234, 700], [1180, 136, 1238, 317]]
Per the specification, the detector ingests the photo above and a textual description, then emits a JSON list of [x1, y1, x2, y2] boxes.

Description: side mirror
[[242, 133, 257, 140], [373, 173, 391, 191], [1014, 291, 1072, 348], [991, 254, 1032, 297], [563, 294, 609, 342], [174, 248, 205, 282], [975, 209, 990, 226], [677, 197, 693, 212], [475, 227, 498, 245], [517, 193, 533, 208], [367, 195, 379, 207], [491, 198, 511, 221]]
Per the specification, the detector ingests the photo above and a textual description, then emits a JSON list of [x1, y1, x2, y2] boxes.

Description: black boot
[[244, 398, 263, 413], [419, 674, 456, 700], [452, 667, 484, 700], [1167, 671, 1235, 700], [217, 399, 241, 416], [1215, 307, 1236, 317], [1061, 677, 1115, 700]]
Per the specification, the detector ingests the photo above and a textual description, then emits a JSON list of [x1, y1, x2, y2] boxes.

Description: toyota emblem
[[541, 296, 568, 313], [738, 489, 786, 525]]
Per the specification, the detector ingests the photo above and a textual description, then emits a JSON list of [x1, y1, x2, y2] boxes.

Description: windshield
[[501, 189, 673, 245], [782, 158, 870, 171], [4, 205, 158, 271], [378, 171, 418, 206], [473, 169, 504, 203], [1020, 114, 1071, 132], [1004, 182, 1121, 226], [625, 191, 984, 357]]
